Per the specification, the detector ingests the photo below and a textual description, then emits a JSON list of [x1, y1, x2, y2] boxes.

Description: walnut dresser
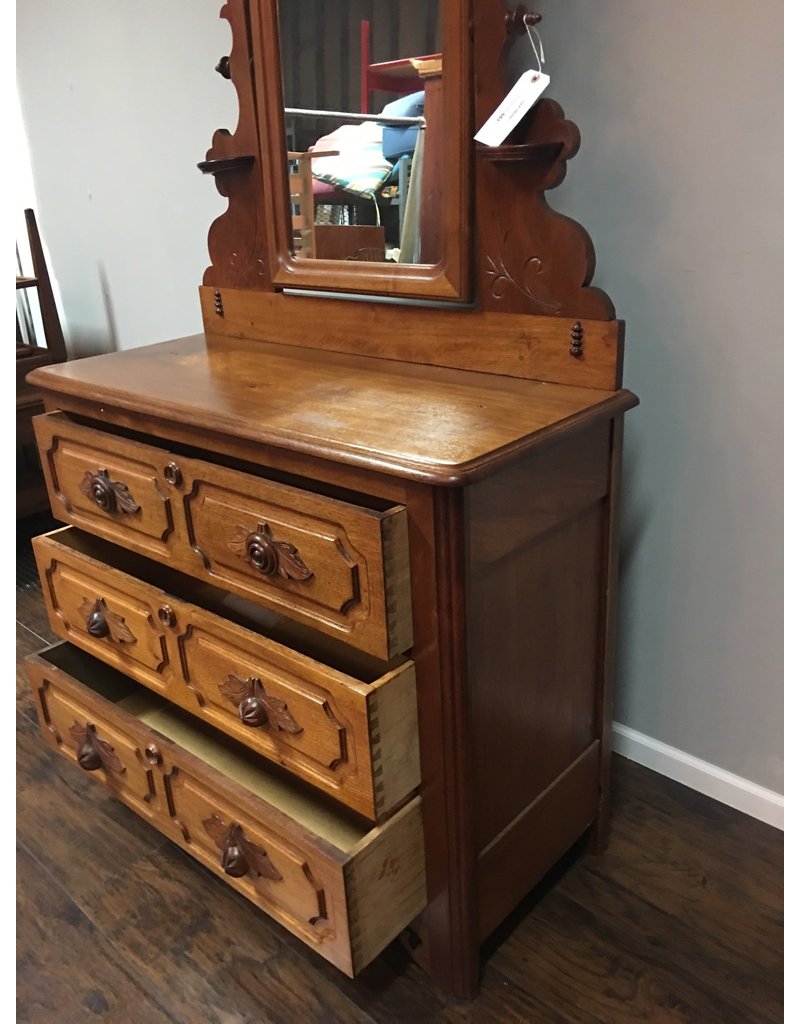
[[23, 0, 638, 999]]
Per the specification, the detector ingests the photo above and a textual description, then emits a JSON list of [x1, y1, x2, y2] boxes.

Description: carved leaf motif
[[202, 813, 230, 847], [273, 540, 313, 581], [111, 483, 140, 515], [219, 674, 254, 705], [95, 736, 126, 774], [226, 524, 250, 559], [202, 814, 283, 881], [79, 469, 140, 515], [105, 608, 136, 644], [69, 721, 88, 746], [241, 833, 283, 882], [228, 521, 313, 581], [263, 693, 303, 735], [218, 675, 304, 735], [79, 597, 136, 644], [69, 721, 125, 774]]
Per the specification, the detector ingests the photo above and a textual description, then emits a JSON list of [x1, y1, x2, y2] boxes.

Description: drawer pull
[[69, 721, 126, 775], [163, 462, 183, 487], [79, 597, 136, 644], [144, 743, 163, 767], [80, 468, 140, 516], [219, 674, 303, 734], [229, 523, 313, 582], [157, 604, 177, 628], [203, 814, 283, 881]]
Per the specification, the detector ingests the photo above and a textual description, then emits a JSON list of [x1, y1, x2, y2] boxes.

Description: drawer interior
[[37, 644, 374, 852], [45, 527, 404, 683]]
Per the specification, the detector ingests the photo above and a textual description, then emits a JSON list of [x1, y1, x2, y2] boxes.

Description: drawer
[[33, 412, 412, 660], [33, 527, 420, 821], [25, 644, 427, 978]]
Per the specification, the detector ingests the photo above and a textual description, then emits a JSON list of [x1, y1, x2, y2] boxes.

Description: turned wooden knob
[[86, 471, 116, 512], [238, 695, 269, 728], [69, 722, 125, 775], [245, 531, 279, 576], [203, 814, 283, 882], [163, 462, 182, 487], [229, 523, 313, 581], [144, 743, 163, 767], [80, 468, 140, 515], [219, 675, 303, 734], [86, 607, 110, 638], [220, 827, 251, 878], [157, 604, 176, 628]]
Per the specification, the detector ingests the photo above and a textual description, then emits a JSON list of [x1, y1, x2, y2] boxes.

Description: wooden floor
[[17, 516, 783, 1024]]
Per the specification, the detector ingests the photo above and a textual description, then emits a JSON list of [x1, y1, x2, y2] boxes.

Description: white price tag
[[474, 70, 550, 147]]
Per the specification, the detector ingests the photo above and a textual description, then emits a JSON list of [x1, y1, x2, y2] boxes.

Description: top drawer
[[34, 413, 412, 660]]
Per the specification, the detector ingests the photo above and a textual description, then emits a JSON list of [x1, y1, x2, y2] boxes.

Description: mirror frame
[[249, 0, 472, 302]]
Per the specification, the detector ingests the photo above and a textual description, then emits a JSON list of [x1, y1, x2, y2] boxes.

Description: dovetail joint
[[213, 290, 224, 316]]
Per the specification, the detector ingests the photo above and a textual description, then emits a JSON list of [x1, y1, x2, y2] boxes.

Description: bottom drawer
[[25, 643, 426, 977]]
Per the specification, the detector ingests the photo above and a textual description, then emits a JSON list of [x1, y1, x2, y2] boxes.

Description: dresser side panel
[[465, 423, 613, 928]]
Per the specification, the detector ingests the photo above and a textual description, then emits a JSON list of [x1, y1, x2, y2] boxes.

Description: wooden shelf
[[477, 141, 563, 163], [16, 275, 39, 289]]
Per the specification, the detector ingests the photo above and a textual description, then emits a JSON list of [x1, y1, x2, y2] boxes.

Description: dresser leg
[[403, 917, 480, 999]]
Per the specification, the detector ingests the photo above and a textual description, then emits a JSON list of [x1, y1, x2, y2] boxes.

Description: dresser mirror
[[251, 0, 471, 301]]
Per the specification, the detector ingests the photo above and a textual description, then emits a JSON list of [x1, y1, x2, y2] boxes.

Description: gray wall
[[16, 0, 235, 355], [17, 2, 782, 792], [510, 0, 782, 792]]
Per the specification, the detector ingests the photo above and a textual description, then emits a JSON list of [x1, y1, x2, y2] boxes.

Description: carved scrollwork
[[485, 252, 559, 311], [69, 721, 126, 775], [79, 468, 140, 515], [227, 522, 314, 581], [203, 814, 283, 881], [219, 674, 303, 734]]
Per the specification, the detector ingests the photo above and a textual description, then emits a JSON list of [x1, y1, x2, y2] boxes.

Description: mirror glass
[[277, 1, 443, 267]]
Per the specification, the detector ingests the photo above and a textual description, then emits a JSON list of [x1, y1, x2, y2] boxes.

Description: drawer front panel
[[178, 624, 349, 777], [31, 669, 162, 823], [163, 763, 345, 952], [24, 647, 426, 977], [184, 479, 366, 634], [33, 530, 420, 820], [39, 430, 176, 560], [40, 556, 170, 681], [34, 412, 412, 659]]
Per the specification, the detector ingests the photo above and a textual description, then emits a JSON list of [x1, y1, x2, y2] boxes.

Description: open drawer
[[33, 411, 412, 660], [25, 643, 427, 978], [32, 527, 419, 821]]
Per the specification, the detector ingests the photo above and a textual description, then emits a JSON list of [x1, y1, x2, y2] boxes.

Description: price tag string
[[525, 22, 546, 77]]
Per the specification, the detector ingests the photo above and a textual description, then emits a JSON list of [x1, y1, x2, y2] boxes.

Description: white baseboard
[[611, 722, 784, 830]]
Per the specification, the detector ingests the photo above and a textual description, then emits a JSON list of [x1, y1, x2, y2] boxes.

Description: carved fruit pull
[[203, 814, 282, 881], [227, 522, 313, 581], [79, 597, 136, 644], [80, 468, 140, 515], [69, 722, 126, 774], [219, 675, 303, 734]]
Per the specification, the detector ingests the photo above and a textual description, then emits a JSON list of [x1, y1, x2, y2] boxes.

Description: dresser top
[[29, 333, 637, 485]]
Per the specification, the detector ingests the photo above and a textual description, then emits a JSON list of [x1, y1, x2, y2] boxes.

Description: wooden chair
[[287, 151, 318, 258], [17, 209, 67, 517]]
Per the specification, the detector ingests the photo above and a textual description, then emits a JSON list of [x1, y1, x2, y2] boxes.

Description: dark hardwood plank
[[75, 845, 375, 1024], [17, 844, 176, 1024], [16, 712, 168, 876], [17, 623, 45, 720]]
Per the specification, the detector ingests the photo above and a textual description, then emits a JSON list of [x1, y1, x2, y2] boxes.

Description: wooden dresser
[[23, 0, 638, 999]]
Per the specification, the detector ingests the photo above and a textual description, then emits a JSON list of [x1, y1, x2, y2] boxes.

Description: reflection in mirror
[[278, 1, 442, 267]]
